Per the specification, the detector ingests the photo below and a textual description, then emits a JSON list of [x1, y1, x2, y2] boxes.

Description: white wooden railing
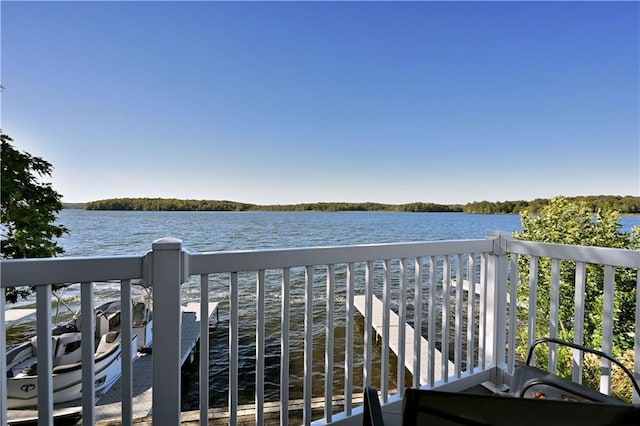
[[1, 233, 639, 426]]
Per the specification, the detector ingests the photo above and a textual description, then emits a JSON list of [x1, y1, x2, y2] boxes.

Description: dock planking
[[95, 302, 218, 423], [353, 295, 454, 385], [5, 308, 37, 328]]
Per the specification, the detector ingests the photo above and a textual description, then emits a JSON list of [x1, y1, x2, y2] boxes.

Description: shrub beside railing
[[512, 197, 640, 402]]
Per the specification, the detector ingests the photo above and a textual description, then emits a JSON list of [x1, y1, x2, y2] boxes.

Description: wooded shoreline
[[64, 195, 640, 214]]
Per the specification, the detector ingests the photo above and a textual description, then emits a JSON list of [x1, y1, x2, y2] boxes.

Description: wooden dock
[[5, 308, 36, 328], [95, 302, 219, 423], [353, 295, 454, 384]]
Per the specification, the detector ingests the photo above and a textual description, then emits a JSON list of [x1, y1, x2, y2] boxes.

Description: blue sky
[[2, 1, 638, 204]]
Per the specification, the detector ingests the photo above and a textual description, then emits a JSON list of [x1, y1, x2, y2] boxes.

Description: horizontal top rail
[[3, 238, 636, 286], [506, 239, 640, 268], [0, 255, 145, 287], [188, 239, 494, 274]]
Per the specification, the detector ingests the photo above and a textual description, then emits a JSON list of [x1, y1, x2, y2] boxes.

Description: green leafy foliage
[[1, 133, 69, 302], [513, 197, 638, 400]]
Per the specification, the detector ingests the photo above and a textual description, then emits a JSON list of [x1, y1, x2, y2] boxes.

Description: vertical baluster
[[280, 268, 291, 426], [0, 288, 6, 426], [549, 259, 561, 373], [398, 258, 407, 395], [454, 255, 463, 378], [634, 268, 640, 404], [441, 255, 451, 381], [413, 257, 423, 387], [466, 254, 476, 374], [229, 272, 239, 426], [363, 261, 374, 389], [427, 256, 436, 387], [601, 265, 615, 395], [36, 284, 54, 426], [345, 262, 355, 415], [573, 262, 586, 384], [121, 279, 133, 426], [80, 282, 95, 425], [527, 256, 539, 365], [256, 270, 265, 425], [381, 259, 390, 402], [324, 264, 335, 422], [199, 274, 210, 426], [507, 254, 519, 374], [303, 266, 314, 425], [478, 253, 488, 370]]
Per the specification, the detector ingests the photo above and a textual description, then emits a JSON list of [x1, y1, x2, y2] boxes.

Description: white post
[[199, 274, 209, 426], [635, 267, 640, 404], [1, 288, 7, 426], [151, 238, 185, 426], [81, 282, 96, 424], [484, 232, 509, 370], [303, 266, 314, 426], [121, 279, 134, 425], [345, 262, 355, 415], [229, 272, 239, 425], [36, 285, 54, 426], [280, 268, 290, 426], [363, 261, 374, 389], [325, 264, 335, 423], [256, 270, 265, 425]]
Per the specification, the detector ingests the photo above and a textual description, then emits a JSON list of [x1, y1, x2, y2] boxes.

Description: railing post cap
[[152, 237, 183, 250], [486, 231, 511, 239], [487, 231, 509, 255]]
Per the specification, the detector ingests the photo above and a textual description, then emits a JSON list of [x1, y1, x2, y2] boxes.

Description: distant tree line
[[85, 198, 254, 211], [464, 196, 640, 214], [256, 201, 463, 212], [83, 198, 463, 212], [82, 195, 640, 214]]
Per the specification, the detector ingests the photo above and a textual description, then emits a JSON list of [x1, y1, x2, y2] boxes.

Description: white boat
[[5, 298, 152, 409]]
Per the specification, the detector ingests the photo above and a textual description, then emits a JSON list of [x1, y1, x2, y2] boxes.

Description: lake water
[[54, 210, 640, 258], [55, 210, 528, 256], [16, 210, 640, 409]]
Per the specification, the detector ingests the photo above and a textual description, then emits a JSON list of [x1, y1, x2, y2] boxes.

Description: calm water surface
[[13, 210, 640, 409], [54, 210, 640, 257], [56, 210, 527, 255]]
